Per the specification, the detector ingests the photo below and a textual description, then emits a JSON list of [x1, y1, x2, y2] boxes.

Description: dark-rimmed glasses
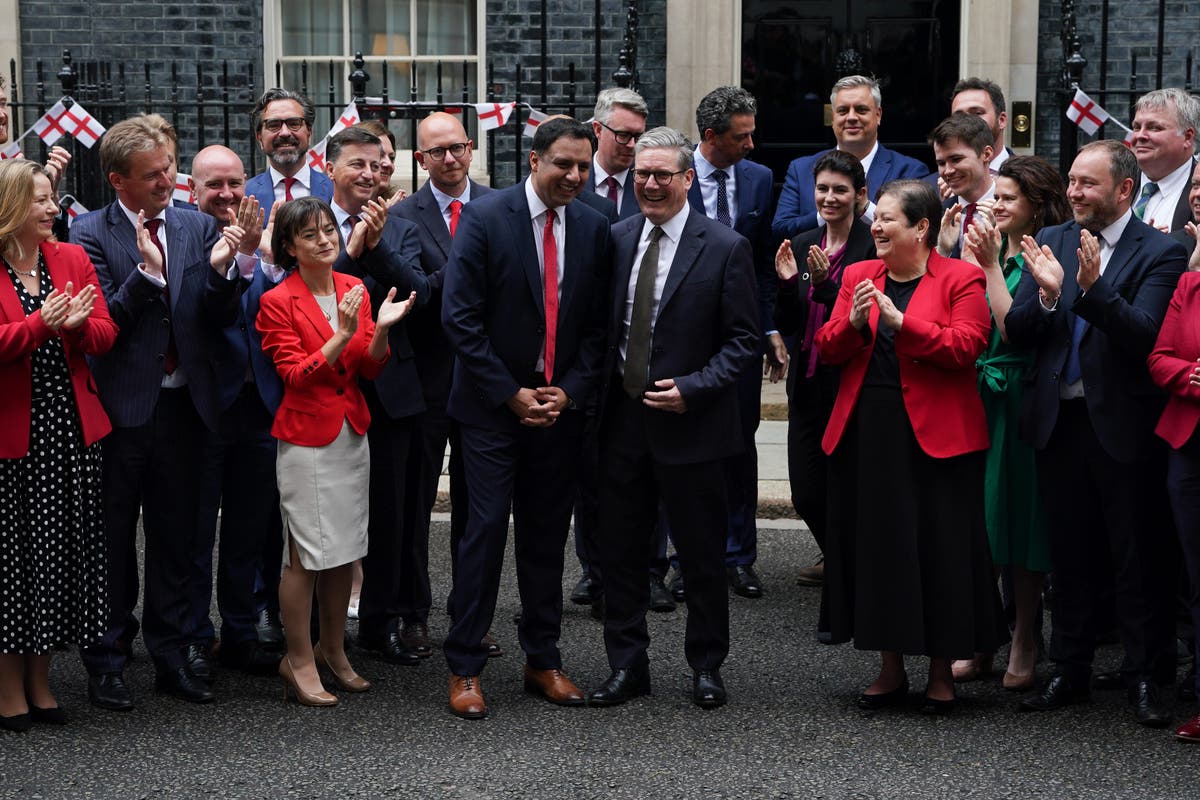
[[632, 169, 686, 186], [421, 142, 470, 160], [261, 117, 307, 133], [597, 120, 643, 145]]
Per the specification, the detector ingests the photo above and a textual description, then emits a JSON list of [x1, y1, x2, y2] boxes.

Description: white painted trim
[[0, 0, 21, 100]]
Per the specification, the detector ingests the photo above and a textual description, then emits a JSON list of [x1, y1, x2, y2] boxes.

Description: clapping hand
[[210, 218, 248, 271], [39, 285, 72, 331], [964, 212, 1002, 269], [337, 284, 366, 338], [848, 279, 875, 329], [1019, 235, 1064, 301], [346, 199, 388, 259], [1184, 221, 1200, 272], [775, 239, 798, 280], [873, 286, 903, 330], [807, 244, 832, 285], [235, 196, 263, 256], [62, 282, 97, 330], [375, 287, 416, 330], [135, 211, 164, 279], [938, 205, 963, 256], [1076, 229, 1101, 291], [44, 146, 72, 192]]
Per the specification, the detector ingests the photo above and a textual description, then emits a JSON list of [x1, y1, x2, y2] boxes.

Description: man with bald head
[[187, 145, 283, 678], [390, 112, 497, 658]]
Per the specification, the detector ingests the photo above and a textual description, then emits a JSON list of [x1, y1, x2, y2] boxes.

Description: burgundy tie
[[603, 176, 619, 202], [542, 208, 559, 384], [145, 218, 178, 374], [449, 199, 463, 238], [283, 176, 296, 202], [962, 202, 977, 235]]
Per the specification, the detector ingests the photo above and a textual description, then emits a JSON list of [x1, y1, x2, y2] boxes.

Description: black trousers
[[785, 364, 838, 551], [81, 387, 205, 673], [597, 390, 729, 671], [1166, 434, 1200, 696], [399, 402, 452, 625], [1037, 400, 1176, 685]]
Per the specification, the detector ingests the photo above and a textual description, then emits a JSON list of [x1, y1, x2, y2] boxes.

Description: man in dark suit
[[1006, 139, 1186, 727], [389, 112, 501, 659], [683, 85, 780, 599], [317, 126, 431, 666], [585, 87, 646, 221], [244, 88, 334, 222], [187, 145, 282, 678], [772, 75, 929, 239], [1129, 88, 1199, 233], [71, 115, 245, 709], [587, 126, 759, 708], [440, 118, 612, 719]]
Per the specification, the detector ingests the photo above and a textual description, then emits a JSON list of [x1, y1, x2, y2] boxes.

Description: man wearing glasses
[[587, 88, 648, 221], [245, 88, 333, 222]]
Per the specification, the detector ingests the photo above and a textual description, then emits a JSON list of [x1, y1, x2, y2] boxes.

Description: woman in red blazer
[[257, 197, 414, 707], [0, 159, 117, 732], [1147, 267, 1200, 741], [814, 179, 1005, 714]]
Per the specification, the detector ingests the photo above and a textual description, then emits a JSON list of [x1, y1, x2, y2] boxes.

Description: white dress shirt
[[269, 164, 315, 204], [525, 178, 566, 375], [618, 204, 690, 373], [1138, 158, 1192, 231], [693, 147, 738, 223], [591, 159, 630, 216]]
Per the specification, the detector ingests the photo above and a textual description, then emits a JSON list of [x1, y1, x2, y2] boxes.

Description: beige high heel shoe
[[314, 642, 371, 693], [279, 656, 338, 706]]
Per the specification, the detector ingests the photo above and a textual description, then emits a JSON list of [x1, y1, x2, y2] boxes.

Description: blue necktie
[[713, 169, 732, 227], [1062, 312, 1087, 385]]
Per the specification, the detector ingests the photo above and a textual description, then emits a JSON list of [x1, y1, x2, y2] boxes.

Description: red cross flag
[[34, 100, 106, 148], [327, 101, 361, 139], [1065, 89, 1110, 136], [0, 141, 23, 160], [62, 196, 91, 226], [307, 138, 328, 173], [174, 173, 195, 205], [474, 102, 515, 132], [522, 108, 549, 139]]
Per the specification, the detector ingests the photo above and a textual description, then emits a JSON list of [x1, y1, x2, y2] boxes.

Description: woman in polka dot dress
[[0, 159, 117, 732]]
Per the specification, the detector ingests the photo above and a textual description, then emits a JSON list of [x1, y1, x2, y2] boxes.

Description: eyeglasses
[[632, 169, 686, 186], [420, 142, 470, 161], [261, 117, 307, 133], [597, 120, 642, 145]]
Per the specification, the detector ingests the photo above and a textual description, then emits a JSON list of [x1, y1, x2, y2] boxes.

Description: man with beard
[[245, 88, 333, 222]]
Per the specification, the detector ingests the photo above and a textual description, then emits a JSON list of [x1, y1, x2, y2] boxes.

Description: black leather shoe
[[1129, 680, 1170, 728], [649, 577, 676, 612], [727, 565, 763, 598], [218, 639, 283, 676], [1020, 674, 1090, 712], [255, 608, 284, 648], [29, 704, 67, 725], [399, 622, 434, 658], [588, 667, 651, 706], [589, 594, 605, 622], [570, 575, 598, 606], [0, 712, 32, 732], [88, 673, 134, 712], [184, 642, 214, 681], [668, 570, 686, 602], [919, 695, 956, 716], [155, 666, 214, 704], [693, 669, 727, 709], [857, 677, 909, 710], [358, 631, 421, 666], [1092, 670, 1123, 691]]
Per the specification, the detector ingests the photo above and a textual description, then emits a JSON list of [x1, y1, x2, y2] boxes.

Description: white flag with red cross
[[307, 138, 328, 173], [1065, 89, 1110, 136], [0, 141, 22, 160], [62, 196, 90, 226], [34, 100, 106, 148], [174, 173, 195, 205], [474, 102, 515, 131], [522, 108, 549, 139], [326, 101, 361, 139]]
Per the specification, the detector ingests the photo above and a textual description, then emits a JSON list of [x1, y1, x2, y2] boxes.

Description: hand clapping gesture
[[135, 210, 164, 279], [807, 244, 832, 286], [937, 205, 963, 257], [210, 218, 248, 271], [964, 212, 1002, 269], [38, 285, 72, 331], [375, 287, 417, 331], [336, 283, 366, 338], [234, 196, 264, 256], [775, 240, 798, 281], [1075, 228, 1102, 292], [346, 199, 388, 259], [1018, 234, 1065, 302], [848, 279, 875, 330], [62, 282, 96, 330]]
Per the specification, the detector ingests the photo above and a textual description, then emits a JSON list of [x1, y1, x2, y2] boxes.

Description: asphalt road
[[1, 519, 1196, 799]]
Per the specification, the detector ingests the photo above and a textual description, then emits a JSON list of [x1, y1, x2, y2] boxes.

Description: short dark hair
[[327, 126, 381, 164], [1076, 139, 1140, 187], [271, 196, 335, 272], [532, 117, 593, 156], [952, 77, 1006, 118], [928, 111, 994, 155], [252, 88, 316, 134], [997, 155, 1072, 233], [878, 179, 942, 248], [812, 150, 866, 193], [695, 86, 757, 138]]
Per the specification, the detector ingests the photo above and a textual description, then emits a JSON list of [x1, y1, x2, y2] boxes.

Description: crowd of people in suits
[[0, 68, 1198, 744]]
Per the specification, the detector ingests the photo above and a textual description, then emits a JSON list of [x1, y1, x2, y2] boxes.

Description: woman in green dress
[[957, 156, 1071, 689]]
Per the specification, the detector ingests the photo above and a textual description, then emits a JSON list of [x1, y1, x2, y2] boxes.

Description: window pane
[[351, 0, 412, 57], [282, 0, 343, 57], [417, 0, 476, 55]]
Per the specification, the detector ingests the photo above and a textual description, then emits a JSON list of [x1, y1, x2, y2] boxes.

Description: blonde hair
[[100, 114, 172, 178], [0, 159, 55, 261]]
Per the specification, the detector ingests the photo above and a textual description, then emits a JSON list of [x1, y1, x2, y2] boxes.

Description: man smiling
[[1129, 88, 1200, 233]]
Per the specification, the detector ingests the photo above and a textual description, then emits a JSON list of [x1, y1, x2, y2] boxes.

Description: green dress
[[976, 249, 1052, 572]]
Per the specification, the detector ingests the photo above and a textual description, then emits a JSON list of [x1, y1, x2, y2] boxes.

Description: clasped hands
[[38, 281, 96, 332], [848, 279, 903, 331], [507, 386, 570, 427]]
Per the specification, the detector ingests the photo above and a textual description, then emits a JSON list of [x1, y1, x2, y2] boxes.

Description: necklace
[[3, 258, 37, 278]]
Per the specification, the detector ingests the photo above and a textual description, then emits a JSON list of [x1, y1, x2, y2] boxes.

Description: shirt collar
[[117, 199, 167, 230], [692, 146, 728, 181], [958, 179, 996, 206], [1142, 157, 1193, 198], [854, 141, 880, 175], [430, 180, 471, 214], [592, 158, 629, 188], [989, 146, 1010, 173], [329, 201, 355, 232], [1098, 208, 1134, 249], [525, 177, 560, 220], [642, 204, 690, 244], [269, 164, 312, 191]]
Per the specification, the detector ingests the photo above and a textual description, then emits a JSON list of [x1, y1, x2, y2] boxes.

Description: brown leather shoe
[[795, 558, 824, 587], [483, 632, 504, 658], [523, 665, 585, 706], [400, 622, 433, 658], [448, 674, 487, 719]]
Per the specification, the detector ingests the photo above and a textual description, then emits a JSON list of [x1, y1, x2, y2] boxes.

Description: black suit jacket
[[1005, 215, 1187, 462], [601, 209, 760, 465]]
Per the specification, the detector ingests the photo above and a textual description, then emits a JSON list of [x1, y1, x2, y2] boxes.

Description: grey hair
[[830, 75, 882, 108], [593, 87, 648, 125], [635, 126, 694, 171], [1133, 88, 1200, 138]]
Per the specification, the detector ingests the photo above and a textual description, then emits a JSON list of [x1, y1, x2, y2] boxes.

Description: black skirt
[[821, 386, 1007, 658]]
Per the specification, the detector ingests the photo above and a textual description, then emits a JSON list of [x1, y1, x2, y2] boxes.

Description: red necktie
[[961, 202, 977, 235], [449, 199, 462, 238], [283, 176, 296, 202], [603, 176, 619, 202], [145, 218, 178, 374], [542, 208, 558, 384]]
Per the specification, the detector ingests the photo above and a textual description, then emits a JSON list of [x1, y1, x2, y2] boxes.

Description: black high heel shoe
[[29, 705, 67, 724], [857, 676, 909, 710], [0, 712, 32, 733]]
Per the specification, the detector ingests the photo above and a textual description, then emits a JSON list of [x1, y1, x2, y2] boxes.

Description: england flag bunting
[[1065, 89, 1110, 136], [174, 173, 194, 205], [474, 102, 515, 131], [0, 141, 22, 160], [522, 109, 549, 139], [60, 195, 90, 226], [307, 138, 328, 173], [306, 101, 359, 170], [33, 100, 106, 148]]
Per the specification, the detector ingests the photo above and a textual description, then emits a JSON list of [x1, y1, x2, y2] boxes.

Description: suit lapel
[[686, 179, 705, 215], [416, 185, 452, 262], [288, 271, 336, 339], [163, 208, 189, 314], [0, 253, 25, 322], [658, 213, 705, 314], [503, 186, 546, 315], [106, 202, 144, 268], [1060, 224, 1085, 317], [558, 202, 588, 320], [867, 148, 892, 199], [612, 220, 642, 324], [733, 160, 753, 232], [1100, 219, 1144, 297]]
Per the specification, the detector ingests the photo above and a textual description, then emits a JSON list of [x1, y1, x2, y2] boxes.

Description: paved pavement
[[2, 519, 1197, 799]]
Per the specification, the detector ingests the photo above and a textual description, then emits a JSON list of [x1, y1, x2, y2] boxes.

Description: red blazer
[[1148, 270, 1200, 449], [0, 241, 117, 458], [256, 270, 387, 447], [815, 251, 991, 458]]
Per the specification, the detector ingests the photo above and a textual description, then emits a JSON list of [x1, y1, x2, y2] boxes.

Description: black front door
[[743, 0, 960, 185]]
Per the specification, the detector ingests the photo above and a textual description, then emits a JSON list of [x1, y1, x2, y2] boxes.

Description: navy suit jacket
[[441, 183, 613, 428], [601, 209, 760, 465], [584, 170, 638, 221], [389, 179, 493, 408], [211, 263, 285, 416], [245, 169, 334, 224], [70, 202, 239, 431], [772, 144, 930, 239], [1005, 216, 1187, 462], [687, 155, 777, 342]]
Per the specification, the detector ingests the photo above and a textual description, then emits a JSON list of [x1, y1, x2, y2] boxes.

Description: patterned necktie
[[449, 199, 463, 238], [283, 175, 296, 202], [542, 208, 559, 384], [145, 218, 177, 374], [713, 169, 732, 227], [1133, 182, 1158, 220], [624, 226, 664, 399]]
